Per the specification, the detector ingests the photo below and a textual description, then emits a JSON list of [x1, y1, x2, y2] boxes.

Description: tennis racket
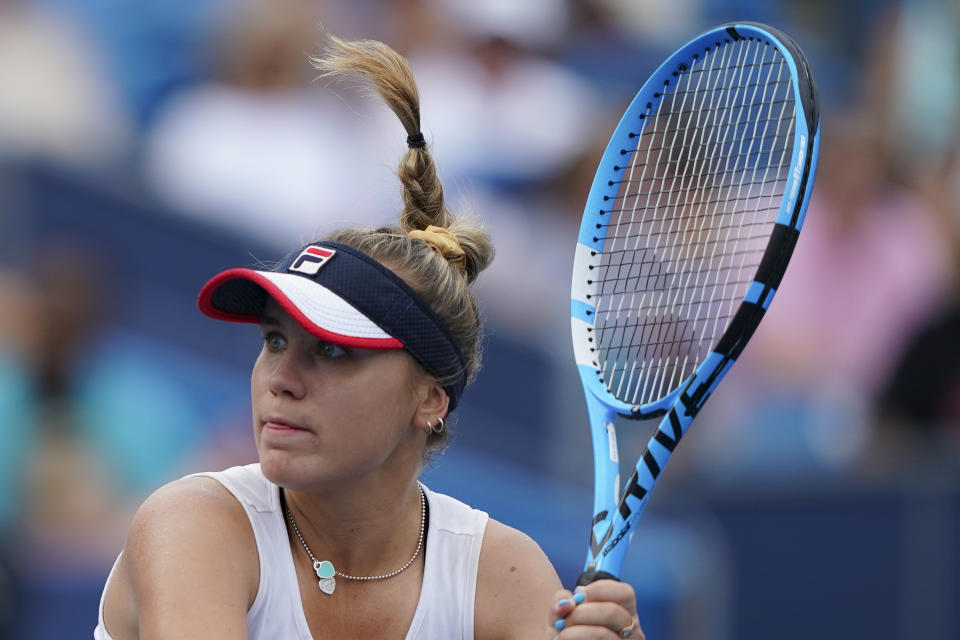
[[570, 22, 821, 584]]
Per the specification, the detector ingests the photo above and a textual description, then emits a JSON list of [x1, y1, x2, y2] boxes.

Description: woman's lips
[[263, 417, 312, 433]]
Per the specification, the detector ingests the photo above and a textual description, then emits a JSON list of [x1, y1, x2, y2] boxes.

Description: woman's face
[[251, 298, 433, 490]]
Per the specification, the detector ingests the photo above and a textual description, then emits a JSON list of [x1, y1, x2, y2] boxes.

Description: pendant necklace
[[285, 485, 426, 595]]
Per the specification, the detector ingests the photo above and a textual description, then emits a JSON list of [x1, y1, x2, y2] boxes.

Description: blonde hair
[[311, 36, 494, 449]]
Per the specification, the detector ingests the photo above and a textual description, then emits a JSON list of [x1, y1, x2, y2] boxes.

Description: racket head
[[571, 22, 821, 577]]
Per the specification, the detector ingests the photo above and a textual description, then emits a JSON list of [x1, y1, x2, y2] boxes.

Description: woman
[[94, 35, 643, 639]]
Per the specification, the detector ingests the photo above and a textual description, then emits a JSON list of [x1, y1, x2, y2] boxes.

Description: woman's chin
[[258, 449, 345, 491], [258, 449, 309, 485]]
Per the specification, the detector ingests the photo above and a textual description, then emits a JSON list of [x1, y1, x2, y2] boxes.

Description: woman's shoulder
[[421, 485, 488, 535], [127, 471, 262, 570], [477, 517, 558, 581], [474, 517, 562, 640], [420, 488, 554, 582], [124, 473, 260, 602], [133, 472, 253, 529], [100, 473, 260, 638], [130, 470, 257, 556]]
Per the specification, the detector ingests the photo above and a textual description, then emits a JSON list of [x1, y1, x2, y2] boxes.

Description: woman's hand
[[549, 580, 643, 639]]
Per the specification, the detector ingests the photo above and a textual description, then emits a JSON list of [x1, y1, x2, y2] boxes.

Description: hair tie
[[406, 132, 426, 149], [409, 225, 465, 265]]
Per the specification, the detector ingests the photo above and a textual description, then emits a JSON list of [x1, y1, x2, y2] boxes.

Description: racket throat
[[588, 510, 614, 559], [576, 565, 621, 586]]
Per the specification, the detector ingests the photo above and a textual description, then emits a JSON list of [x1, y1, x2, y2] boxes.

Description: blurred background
[[0, 0, 957, 637]]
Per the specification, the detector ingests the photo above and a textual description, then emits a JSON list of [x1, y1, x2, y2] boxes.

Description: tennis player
[[93, 35, 643, 640]]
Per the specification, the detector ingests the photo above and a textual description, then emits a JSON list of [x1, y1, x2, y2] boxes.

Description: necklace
[[285, 485, 426, 595]]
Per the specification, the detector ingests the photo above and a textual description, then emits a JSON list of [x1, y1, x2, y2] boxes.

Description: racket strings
[[660, 40, 788, 392], [594, 37, 795, 404], [604, 74, 685, 398], [599, 211, 775, 237], [592, 244, 771, 293], [696, 41, 784, 353], [609, 131, 792, 178], [650, 95, 792, 115], [626, 103, 791, 136], [634, 40, 788, 399], [611, 144, 792, 182], [593, 230, 773, 291], [712, 49, 794, 348], [650, 39, 783, 399], [598, 188, 785, 234], [612, 38, 743, 400], [683, 58, 782, 74]]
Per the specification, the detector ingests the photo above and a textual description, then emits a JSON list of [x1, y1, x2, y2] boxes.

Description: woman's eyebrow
[[259, 314, 281, 327]]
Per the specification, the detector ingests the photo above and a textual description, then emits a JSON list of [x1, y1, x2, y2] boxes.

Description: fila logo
[[289, 246, 336, 276]]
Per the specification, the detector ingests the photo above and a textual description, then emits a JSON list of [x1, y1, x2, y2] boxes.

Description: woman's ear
[[414, 381, 450, 431]]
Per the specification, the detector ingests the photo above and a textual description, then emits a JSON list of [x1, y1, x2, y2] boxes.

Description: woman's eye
[[318, 342, 347, 359], [264, 332, 286, 352]]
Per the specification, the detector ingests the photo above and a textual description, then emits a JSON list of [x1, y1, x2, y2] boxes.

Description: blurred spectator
[[39, 0, 228, 130], [0, 0, 133, 168], [0, 242, 205, 637], [406, 0, 604, 189], [875, 141, 960, 458], [867, 0, 960, 188], [855, 0, 960, 467], [557, 0, 673, 111], [142, 0, 401, 249], [438, 0, 572, 53], [684, 112, 954, 479], [595, 0, 709, 48], [878, 292, 960, 436]]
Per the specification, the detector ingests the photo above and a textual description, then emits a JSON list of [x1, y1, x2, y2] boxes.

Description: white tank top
[[94, 464, 489, 639]]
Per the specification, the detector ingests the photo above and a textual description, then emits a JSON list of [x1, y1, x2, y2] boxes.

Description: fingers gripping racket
[[571, 22, 821, 584]]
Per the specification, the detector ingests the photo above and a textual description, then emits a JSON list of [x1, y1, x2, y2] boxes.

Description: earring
[[422, 417, 445, 435]]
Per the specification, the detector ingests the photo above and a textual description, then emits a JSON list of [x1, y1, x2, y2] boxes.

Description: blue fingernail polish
[[556, 598, 571, 608], [554, 619, 566, 631], [573, 592, 586, 604]]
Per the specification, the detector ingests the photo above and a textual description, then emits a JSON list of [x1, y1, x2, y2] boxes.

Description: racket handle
[[576, 566, 620, 586]]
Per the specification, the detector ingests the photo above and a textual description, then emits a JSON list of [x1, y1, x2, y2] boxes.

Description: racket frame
[[570, 22, 821, 582]]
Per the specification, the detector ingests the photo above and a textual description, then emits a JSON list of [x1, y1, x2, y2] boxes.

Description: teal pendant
[[314, 560, 336, 595]]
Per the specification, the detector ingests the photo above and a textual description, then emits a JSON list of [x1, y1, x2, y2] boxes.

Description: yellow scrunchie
[[408, 225, 466, 265]]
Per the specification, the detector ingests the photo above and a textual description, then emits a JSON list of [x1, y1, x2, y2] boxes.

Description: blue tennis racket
[[571, 22, 821, 584]]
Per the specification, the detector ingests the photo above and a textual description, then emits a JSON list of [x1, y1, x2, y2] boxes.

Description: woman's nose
[[268, 348, 307, 399]]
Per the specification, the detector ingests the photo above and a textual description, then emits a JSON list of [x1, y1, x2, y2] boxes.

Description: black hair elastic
[[406, 132, 426, 149]]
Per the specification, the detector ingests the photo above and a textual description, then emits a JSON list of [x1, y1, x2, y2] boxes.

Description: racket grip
[[576, 567, 620, 586]]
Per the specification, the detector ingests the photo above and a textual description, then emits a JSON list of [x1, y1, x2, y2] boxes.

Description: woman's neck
[[281, 471, 425, 578]]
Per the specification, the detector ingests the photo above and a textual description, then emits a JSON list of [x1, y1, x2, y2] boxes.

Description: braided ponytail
[[311, 34, 494, 443]]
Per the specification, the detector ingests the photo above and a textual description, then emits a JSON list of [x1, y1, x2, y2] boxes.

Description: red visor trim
[[197, 268, 404, 350]]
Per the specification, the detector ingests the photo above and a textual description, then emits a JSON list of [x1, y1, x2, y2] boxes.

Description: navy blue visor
[[198, 241, 466, 410]]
